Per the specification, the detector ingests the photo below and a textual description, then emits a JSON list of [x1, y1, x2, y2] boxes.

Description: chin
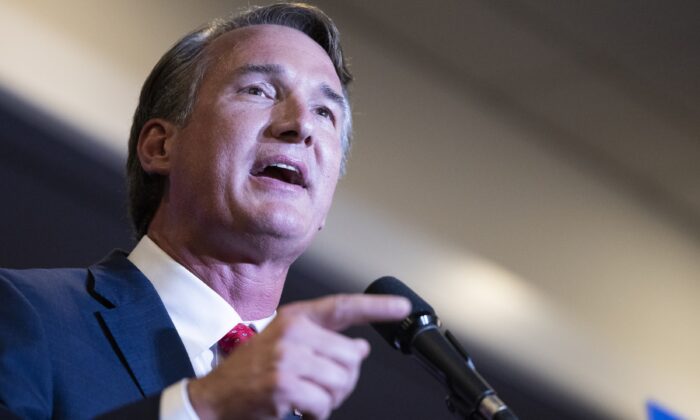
[[251, 207, 314, 241]]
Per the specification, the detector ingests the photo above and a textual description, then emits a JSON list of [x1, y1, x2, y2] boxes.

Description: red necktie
[[218, 323, 256, 356]]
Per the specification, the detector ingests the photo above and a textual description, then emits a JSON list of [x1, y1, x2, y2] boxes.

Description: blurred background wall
[[0, 1, 698, 419]]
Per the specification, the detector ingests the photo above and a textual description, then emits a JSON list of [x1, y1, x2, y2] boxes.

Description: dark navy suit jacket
[[0, 251, 195, 419]]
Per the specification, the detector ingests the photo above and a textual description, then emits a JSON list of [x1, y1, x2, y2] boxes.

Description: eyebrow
[[234, 63, 284, 76], [320, 84, 348, 111], [234, 63, 348, 110]]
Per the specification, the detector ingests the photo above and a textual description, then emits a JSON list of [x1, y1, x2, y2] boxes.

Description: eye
[[315, 106, 335, 122], [240, 84, 274, 99], [246, 86, 264, 96]]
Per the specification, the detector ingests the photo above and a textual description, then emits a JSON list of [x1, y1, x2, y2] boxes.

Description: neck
[[147, 228, 294, 321]]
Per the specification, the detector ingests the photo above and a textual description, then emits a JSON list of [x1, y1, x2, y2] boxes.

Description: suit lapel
[[89, 251, 195, 396]]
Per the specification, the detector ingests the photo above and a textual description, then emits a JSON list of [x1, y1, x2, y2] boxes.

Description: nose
[[269, 96, 314, 146]]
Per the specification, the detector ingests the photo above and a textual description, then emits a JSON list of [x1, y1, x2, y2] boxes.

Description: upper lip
[[251, 155, 309, 188]]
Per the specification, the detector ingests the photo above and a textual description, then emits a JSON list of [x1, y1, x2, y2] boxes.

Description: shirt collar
[[127, 236, 275, 359]]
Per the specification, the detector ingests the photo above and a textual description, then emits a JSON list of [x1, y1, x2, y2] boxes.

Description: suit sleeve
[[0, 275, 53, 419]]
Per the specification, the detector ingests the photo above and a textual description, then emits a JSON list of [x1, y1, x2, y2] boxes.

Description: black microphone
[[365, 276, 518, 420]]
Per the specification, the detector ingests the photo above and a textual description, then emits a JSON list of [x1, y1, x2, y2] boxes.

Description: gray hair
[[126, 2, 353, 238]]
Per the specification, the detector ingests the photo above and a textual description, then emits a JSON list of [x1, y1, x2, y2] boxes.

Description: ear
[[136, 119, 178, 175]]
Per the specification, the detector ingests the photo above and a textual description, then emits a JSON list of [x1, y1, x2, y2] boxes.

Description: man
[[0, 3, 410, 419]]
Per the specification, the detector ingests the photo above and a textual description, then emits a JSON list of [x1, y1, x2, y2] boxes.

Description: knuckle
[[316, 392, 333, 420], [273, 313, 305, 340], [342, 343, 365, 367], [330, 294, 352, 323], [273, 370, 291, 392], [320, 401, 333, 420], [330, 386, 346, 409], [326, 367, 353, 408], [269, 391, 289, 418], [274, 341, 295, 369], [270, 372, 296, 414], [349, 347, 363, 364]]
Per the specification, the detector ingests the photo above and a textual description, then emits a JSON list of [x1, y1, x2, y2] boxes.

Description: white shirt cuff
[[160, 379, 200, 420]]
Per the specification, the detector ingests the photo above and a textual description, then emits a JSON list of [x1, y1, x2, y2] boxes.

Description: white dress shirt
[[128, 236, 276, 420]]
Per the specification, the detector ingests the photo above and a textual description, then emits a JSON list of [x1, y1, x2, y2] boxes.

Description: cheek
[[316, 134, 344, 172], [317, 170, 341, 212], [170, 137, 233, 200]]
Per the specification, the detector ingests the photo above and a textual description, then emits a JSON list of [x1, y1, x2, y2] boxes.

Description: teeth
[[269, 163, 299, 173]]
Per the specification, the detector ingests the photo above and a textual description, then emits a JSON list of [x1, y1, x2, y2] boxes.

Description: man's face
[[165, 25, 345, 257]]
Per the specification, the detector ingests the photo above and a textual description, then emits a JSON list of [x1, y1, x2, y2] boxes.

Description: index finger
[[289, 294, 411, 331]]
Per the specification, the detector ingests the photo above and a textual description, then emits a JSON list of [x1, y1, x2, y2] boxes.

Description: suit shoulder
[[0, 263, 117, 326], [0, 266, 90, 302]]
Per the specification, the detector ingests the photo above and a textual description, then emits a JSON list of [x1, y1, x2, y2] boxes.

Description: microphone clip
[[394, 312, 440, 353]]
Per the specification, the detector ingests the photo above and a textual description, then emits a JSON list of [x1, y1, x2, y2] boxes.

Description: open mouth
[[252, 162, 307, 188]]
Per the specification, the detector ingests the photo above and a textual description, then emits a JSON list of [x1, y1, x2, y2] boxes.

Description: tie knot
[[218, 323, 256, 356]]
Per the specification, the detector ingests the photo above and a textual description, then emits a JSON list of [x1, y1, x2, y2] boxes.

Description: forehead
[[203, 24, 342, 90]]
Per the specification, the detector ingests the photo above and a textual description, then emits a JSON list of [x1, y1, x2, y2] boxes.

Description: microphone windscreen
[[364, 276, 435, 350], [364, 276, 434, 316]]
